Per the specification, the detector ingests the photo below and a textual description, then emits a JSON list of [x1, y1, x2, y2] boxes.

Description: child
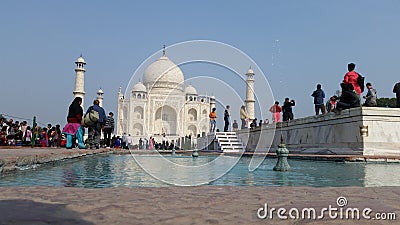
[[40, 128, 48, 147], [115, 136, 121, 149], [0, 126, 7, 145], [25, 126, 32, 146]]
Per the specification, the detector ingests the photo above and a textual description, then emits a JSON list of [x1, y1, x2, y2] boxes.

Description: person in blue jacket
[[86, 99, 106, 149]]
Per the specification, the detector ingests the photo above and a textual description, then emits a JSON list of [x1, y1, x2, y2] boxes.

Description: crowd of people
[[2, 63, 400, 148], [268, 62, 384, 123], [0, 117, 63, 148], [209, 62, 399, 131]]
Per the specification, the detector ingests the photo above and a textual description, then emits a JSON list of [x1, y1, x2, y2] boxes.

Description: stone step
[[218, 139, 242, 143], [214, 131, 245, 152], [218, 143, 244, 147]]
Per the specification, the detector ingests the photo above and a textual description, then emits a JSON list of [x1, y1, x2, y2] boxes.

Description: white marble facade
[[117, 54, 213, 142]]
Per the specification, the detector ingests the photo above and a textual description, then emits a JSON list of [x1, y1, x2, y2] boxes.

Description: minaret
[[97, 88, 104, 107], [245, 68, 255, 120], [73, 55, 86, 107], [117, 87, 124, 135], [210, 95, 216, 111]]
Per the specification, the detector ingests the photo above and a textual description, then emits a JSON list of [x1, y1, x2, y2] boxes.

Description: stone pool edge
[[0, 148, 114, 174]]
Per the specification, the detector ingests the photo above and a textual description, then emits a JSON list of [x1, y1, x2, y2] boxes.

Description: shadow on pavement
[[0, 199, 93, 225]]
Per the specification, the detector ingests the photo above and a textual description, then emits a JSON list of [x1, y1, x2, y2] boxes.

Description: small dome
[[76, 56, 86, 64], [132, 82, 147, 92], [246, 68, 254, 75], [97, 88, 104, 94], [185, 85, 197, 95], [143, 56, 184, 89]]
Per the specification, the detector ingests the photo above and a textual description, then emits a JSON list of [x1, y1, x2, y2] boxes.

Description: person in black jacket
[[311, 84, 326, 115], [62, 97, 85, 149], [393, 82, 400, 108], [335, 83, 360, 111], [224, 105, 230, 132], [103, 112, 115, 148], [282, 98, 295, 121]]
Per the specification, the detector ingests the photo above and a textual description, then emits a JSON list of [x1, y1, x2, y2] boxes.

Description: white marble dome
[[246, 68, 254, 74], [132, 82, 147, 92], [185, 85, 197, 95], [76, 56, 86, 63], [143, 56, 184, 88]]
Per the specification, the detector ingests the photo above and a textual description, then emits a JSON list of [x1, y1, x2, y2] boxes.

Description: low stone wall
[[237, 107, 400, 156]]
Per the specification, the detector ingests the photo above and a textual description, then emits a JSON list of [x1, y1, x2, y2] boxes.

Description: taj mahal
[[116, 50, 216, 142], [72, 48, 256, 145]]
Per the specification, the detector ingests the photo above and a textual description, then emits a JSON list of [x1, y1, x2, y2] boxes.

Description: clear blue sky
[[1, 0, 399, 126]]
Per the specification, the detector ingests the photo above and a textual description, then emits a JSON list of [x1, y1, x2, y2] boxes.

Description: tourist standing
[[343, 63, 362, 96], [21, 121, 27, 142], [115, 136, 121, 149], [239, 105, 247, 129], [24, 126, 32, 146], [209, 108, 217, 133], [62, 97, 85, 149], [55, 124, 62, 148], [282, 98, 295, 121], [232, 120, 238, 131], [86, 99, 106, 149], [161, 133, 167, 150], [363, 83, 377, 107], [40, 128, 48, 147], [148, 136, 154, 150], [224, 105, 230, 132], [393, 82, 400, 107], [126, 134, 134, 150], [46, 124, 52, 147], [139, 138, 143, 150], [122, 133, 127, 149], [269, 101, 282, 123], [103, 112, 115, 148], [311, 84, 326, 115]]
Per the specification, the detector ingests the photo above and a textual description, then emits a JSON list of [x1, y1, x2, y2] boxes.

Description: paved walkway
[[0, 186, 399, 224]]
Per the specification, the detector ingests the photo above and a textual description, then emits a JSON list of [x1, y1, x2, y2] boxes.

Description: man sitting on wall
[[334, 83, 360, 112]]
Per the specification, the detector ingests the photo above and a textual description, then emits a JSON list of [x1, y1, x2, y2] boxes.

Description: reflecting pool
[[0, 154, 399, 187]]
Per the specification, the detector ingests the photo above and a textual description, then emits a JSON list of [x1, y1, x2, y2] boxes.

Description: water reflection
[[0, 155, 399, 187]]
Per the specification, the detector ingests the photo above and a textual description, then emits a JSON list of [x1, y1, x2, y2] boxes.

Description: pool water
[[0, 154, 399, 187]]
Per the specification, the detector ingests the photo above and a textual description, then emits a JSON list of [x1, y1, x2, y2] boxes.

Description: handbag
[[84, 109, 99, 126]]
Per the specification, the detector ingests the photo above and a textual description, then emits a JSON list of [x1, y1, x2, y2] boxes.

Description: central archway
[[154, 105, 177, 135]]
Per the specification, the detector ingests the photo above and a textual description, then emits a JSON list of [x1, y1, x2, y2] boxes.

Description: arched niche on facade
[[202, 109, 207, 117], [188, 108, 197, 121], [155, 105, 177, 135], [188, 125, 197, 137], [133, 123, 143, 136], [134, 106, 144, 119]]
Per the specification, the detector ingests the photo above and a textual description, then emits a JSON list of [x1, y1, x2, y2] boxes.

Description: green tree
[[376, 98, 397, 107]]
